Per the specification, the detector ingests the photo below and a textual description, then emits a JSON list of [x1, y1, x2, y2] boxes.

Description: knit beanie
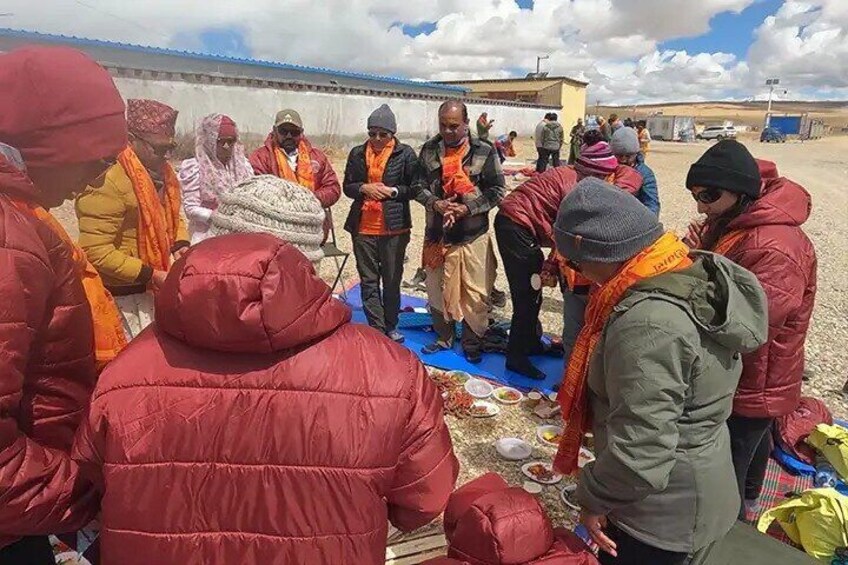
[[574, 141, 618, 178], [554, 177, 664, 264], [367, 104, 397, 134], [210, 175, 326, 265], [686, 139, 761, 198], [610, 127, 640, 156]]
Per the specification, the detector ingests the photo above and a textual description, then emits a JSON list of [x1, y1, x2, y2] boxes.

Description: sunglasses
[[368, 130, 393, 140], [277, 126, 303, 138], [691, 188, 723, 204], [137, 136, 176, 157]]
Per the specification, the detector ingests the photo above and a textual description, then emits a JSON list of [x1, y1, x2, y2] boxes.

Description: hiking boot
[[387, 330, 405, 344], [489, 288, 507, 308], [506, 356, 546, 380], [422, 339, 452, 355]]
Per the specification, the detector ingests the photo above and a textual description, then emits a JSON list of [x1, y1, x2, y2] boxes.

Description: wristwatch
[[389, 187, 399, 198]]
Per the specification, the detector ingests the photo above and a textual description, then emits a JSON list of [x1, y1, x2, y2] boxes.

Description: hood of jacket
[[626, 252, 768, 354], [727, 173, 811, 232], [155, 232, 351, 353], [0, 152, 41, 203]]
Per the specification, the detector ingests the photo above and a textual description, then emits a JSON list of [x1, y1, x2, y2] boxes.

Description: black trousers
[[599, 524, 690, 565], [494, 215, 544, 360], [0, 536, 55, 565], [727, 414, 774, 518], [353, 232, 410, 333], [536, 148, 561, 172]]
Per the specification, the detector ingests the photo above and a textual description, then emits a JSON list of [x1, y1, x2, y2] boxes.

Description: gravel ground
[[52, 134, 847, 420]]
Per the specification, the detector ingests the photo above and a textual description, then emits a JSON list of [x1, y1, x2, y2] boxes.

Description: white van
[[697, 125, 738, 141]]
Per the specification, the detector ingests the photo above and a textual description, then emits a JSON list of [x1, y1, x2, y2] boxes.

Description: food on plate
[[527, 463, 556, 482], [442, 389, 475, 416], [470, 404, 493, 417], [542, 430, 562, 444], [578, 447, 596, 468], [496, 388, 521, 402]]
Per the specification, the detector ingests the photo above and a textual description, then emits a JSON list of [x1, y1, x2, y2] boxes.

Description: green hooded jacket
[[576, 252, 768, 554]]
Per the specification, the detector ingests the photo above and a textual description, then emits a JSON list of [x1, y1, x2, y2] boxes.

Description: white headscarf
[[195, 113, 253, 205]]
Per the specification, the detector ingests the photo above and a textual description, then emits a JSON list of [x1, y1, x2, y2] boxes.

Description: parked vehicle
[[646, 115, 696, 141], [760, 127, 787, 143], [697, 125, 738, 141]]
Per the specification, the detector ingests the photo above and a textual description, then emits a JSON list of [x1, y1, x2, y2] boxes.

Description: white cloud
[[2, 0, 845, 103]]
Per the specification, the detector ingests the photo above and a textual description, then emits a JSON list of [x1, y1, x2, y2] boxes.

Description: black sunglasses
[[277, 126, 303, 138], [691, 188, 723, 204], [368, 130, 392, 140]]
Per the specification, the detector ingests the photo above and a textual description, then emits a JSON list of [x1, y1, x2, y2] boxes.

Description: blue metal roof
[[0, 28, 467, 95]]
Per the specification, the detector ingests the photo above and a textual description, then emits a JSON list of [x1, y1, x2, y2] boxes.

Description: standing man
[[598, 116, 612, 142], [637, 121, 652, 156], [611, 127, 660, 216], [77, 99, 189, 339], [535, 113, 550, 172], [0, 46, 127, 563], [568, 118, 585, 164], [415, 100, 505, 363], [541, 113, 565, 169], [476, 112, 494, 142], [609, 113, 623, 132], [249, 109, 341, 243]]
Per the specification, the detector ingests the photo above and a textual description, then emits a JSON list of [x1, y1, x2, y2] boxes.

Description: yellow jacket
[[76, 163, 188, 294]]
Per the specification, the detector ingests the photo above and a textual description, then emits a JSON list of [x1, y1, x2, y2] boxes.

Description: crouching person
[[553, 179, 768, 565], [72, 179, 459, 565]]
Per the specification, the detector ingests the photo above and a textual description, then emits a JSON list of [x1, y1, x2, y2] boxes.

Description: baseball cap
[[274, 109, 303, 130]]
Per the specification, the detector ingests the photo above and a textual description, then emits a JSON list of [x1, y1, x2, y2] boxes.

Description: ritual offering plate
[[465, 378, 494, 399], [560, 483, 581, 510], [470, 400, 500, 418], [536, 425, 564, 447], [493, 386, 524, 405], [494, 437, 533, 461], [521, 461, 563, 485], [578, 447, 596, 469]]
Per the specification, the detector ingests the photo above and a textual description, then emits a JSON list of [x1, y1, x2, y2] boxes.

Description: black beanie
[[686, 139, 761, 198]]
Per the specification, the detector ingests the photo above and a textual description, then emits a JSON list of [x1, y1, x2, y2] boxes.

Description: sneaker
[[490, 288, 507, 308], [465, 349, 482, 364], [422, 340, 452, 355], [387, 330, 405, 344], [506, 357, 546, 380]]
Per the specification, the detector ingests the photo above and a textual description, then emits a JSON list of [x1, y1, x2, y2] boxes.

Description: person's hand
[[173, 247, 188, 261], [447, 203, 470, 221], [685, 218, 705, 249], [362, 183, 390, 200], [433, 195, 458, 215], [151, 270, 167, 292], [580, 511, 617, 557]]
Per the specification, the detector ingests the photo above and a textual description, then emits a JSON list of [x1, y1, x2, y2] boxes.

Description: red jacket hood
[[0, 154, 41, 203], [611, 164, 643, 194], [155, 233, 351, 353], [757, 159, 779, 180], [728, 174, 811, 232]]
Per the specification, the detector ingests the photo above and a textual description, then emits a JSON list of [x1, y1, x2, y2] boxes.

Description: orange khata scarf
[[422, 140, 476, 270], [118, 146, 182, 272], [554, 232, 693, 475], [359, 139, 396, 236], [10, 199, 127, 369], [711, 229, 746, 256], [274, 139, 315, 190]]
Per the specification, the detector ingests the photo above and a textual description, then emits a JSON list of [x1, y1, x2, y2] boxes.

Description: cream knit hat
[[210, 175, 326, 265]]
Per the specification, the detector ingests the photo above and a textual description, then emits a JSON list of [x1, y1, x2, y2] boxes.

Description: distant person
[[179, 114, 253, 244], [554, 179, 768, 565], [535, 113, 550, 170], [476, 112, 494, 141], [623, 117, 634, 128], [540, 113, 565, 171], [685, 141, 817, 520], [495, 131, 518, 163], [415, 100, 505, 363], [343, 104, 418, 343], [582, 127, 605, 147], [598, 116, 612, 142], [77, 98, 189, 339], [609, 113, 622, 132], [249, 109, 341, 243], [637, 121, 651, 156], [569, 118, 585, 164], [0, 45, 127, 562], [72, 231, 459, 565], [612, 127, 660, 215]]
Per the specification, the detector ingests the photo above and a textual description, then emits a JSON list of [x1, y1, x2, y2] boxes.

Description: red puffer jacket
[[423, 474, 599, 565], [500, 165, 642, 247], [0, 156, 98, 548], [72, 233, 459, 565], [721, 160, 817, 418]]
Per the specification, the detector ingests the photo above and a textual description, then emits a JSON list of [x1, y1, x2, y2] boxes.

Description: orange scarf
[[118, 147, 182, 272], [359, 139, 396, 236], [442, 139, 476, 197], [274, 139, 315, 190], [712, 229, 746, 256], [554, 232, 693, 474], [10, 199, 127, 369]]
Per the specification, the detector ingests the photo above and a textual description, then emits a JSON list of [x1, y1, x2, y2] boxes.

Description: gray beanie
[[610, 127, 640, 156], [554, 177, 664, 263], [210, 175, 326, 266], [367, 104, 397, 134]]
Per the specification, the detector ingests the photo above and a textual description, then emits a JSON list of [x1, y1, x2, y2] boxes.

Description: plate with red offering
[[521, 461, 563, 485]]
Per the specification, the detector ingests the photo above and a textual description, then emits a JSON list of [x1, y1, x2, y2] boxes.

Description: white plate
[[470, 400, 500, 418], [523, 481, 543, 494], [578, 447, 596, 469], [521, 461, 563, 485], [561, 483, 581, 510], [465, 378, 494, 399], [493, 386, 524, 405], [536, 425, 563, 447], [494, 437, 532, 461]]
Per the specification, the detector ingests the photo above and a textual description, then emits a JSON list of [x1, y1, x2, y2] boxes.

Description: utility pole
[[536, 55, 549, 75], [765, 78, 780, 127]]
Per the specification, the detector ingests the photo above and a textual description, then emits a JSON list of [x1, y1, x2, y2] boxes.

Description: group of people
[[0, 44, 820, 565]]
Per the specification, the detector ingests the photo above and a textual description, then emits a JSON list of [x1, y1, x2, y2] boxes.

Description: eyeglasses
[[690, 188, 723, 204], [564, 258, 582, 273], [368, 130, 392, 140], [136, 136, 176, 157], [217, 137, 238, 148], [277, 126, 303, 138]]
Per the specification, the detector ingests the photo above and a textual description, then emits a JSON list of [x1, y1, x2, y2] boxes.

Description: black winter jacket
[[343, 142, 419, 235]]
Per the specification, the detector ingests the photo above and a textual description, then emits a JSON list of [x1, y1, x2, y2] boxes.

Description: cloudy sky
[[2, 0, 846, 103]]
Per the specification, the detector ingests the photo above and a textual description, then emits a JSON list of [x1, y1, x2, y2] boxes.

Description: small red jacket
[[716, 160, 817, 418], [423, 473, 599, 565], [72, 233, 458, 565], [0, 156, 98, 548], [249, 133, 341, 241], [499, 165, 642, 247]]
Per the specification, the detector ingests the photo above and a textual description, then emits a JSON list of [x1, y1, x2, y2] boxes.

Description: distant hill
[[594, 101, 848, 129]]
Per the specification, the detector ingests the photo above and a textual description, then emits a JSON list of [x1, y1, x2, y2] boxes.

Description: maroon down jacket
[[72, 233, 459, 565]]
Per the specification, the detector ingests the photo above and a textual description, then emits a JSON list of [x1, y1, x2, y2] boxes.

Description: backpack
[[777, 397, 833, 464], [807, 423, 848, 481]]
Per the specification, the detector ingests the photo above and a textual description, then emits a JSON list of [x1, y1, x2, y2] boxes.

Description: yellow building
[[440, 76, 588, 132]]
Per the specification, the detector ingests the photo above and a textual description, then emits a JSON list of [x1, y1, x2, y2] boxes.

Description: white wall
[[113, 77, 552, 146]]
